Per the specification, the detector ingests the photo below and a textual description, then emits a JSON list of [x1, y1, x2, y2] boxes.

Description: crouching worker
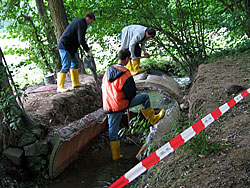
[[102, 49, 165, 161], [120, 25, 156, 76]]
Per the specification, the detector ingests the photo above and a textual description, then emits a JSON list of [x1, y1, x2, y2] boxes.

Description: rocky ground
[[0, 52, 249, 187]]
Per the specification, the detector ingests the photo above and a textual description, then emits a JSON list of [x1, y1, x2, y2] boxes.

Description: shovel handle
[[127, 109, 131, 125], [139, 53, 160, 59]]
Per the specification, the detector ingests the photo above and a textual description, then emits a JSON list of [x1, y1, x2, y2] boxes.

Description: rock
[[2, 148, 24, 165], [133, 71, 148, 80], [180, 103, 189, 111], [18, 133, 37, 147], [24, 141, 48, 156], [180, 96, 189, 111]]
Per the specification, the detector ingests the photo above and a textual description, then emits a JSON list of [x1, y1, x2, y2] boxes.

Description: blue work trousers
[[59, 49, 79, 73], [107, 93, 151, 141]]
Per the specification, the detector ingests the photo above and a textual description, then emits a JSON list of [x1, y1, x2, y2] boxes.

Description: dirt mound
[[188, 55, 249, 121], [23, 73, 103, 133], [137, 54, 250, 187], [182, 54, 250, 187]]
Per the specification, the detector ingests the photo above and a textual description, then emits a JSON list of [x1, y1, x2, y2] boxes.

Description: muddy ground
[[0, 53, 250, 187]]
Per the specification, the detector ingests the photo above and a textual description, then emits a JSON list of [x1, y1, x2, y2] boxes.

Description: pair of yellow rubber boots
[[110, 106, 165, 160], [126, 58, 146, 76], [57, 69, 83, 92]]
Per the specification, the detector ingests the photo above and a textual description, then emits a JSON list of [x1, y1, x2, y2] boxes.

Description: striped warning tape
[[109, 88, 250, 188]]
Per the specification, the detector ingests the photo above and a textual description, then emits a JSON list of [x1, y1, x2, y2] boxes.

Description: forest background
[[1, 0, 250, 83]]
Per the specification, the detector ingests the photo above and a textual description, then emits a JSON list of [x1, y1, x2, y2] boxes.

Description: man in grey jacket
[[120, 25, 156, 76]]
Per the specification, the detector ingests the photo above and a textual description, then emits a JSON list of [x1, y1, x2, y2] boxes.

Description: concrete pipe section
[[49, 108, 107, 178], [48, 72, 182, 179]]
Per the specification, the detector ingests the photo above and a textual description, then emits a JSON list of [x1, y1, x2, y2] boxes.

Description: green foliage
[[129, 115, 150, 143], [0, 87, 22, 130], [184, 132, 221, 156], [85, 0, 250, 77], [215, 0, 250, 39], [0, 0, 58, 76], [1, 0, 250, 84], [169, 113, 221, 156], [119, 114, 150, 144], [141, 58, 185, 77], [27, 156, 48, 178], [206, 38, 250, 62]]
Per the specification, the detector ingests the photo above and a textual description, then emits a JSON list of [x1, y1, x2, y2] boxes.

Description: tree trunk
[[47, 0, 68, 42], [35, 0, 61, 71]]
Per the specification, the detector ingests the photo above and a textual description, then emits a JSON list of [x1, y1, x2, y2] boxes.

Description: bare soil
[[0, 53, 250, 187], [137, 54, 250, 188], [22, 73, 103, 131]]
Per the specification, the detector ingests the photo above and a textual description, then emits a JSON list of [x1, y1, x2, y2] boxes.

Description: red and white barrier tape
[[109, 88, 250, 188]]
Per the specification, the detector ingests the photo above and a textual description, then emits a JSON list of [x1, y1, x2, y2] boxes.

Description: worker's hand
[[144, 52, 150, 58], [88, 50, 93, 57]]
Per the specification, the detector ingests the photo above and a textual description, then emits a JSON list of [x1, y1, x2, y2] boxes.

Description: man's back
[[58, 18, 88, 56], [102, 65, 136, 113]]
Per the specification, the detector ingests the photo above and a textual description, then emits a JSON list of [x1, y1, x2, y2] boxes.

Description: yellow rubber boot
[[126, 59, 134, 72], [131, 58, 146, 76], [110, 141, 123, 160], [57, 72, 69, 92], [141, 106, 165, 125], [70, 69, 83, 88]]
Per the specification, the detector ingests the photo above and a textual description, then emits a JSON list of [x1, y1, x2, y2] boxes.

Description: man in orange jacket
[[102, 49, 165, 160]]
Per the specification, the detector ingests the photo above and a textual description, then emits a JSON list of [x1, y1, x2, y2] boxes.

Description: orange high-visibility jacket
[[102, 64, 136, 113]]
